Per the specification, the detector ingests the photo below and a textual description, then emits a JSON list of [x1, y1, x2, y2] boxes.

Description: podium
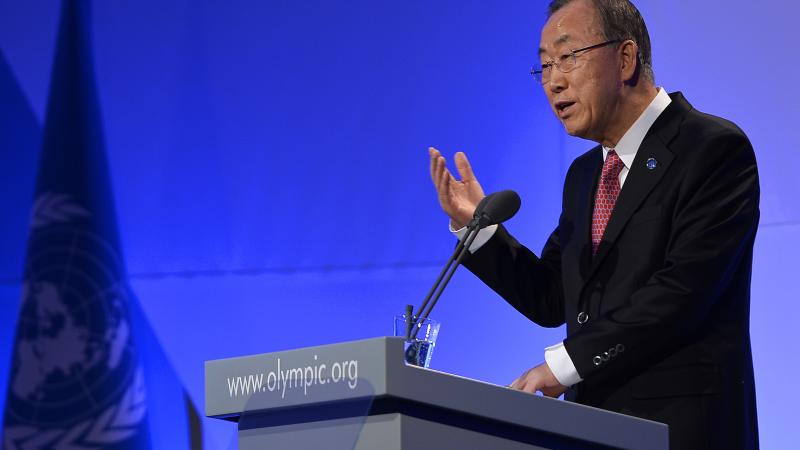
[[205, 337, 667, 449]]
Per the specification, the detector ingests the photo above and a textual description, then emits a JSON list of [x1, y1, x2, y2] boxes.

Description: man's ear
[[620, 40, 640, 85]]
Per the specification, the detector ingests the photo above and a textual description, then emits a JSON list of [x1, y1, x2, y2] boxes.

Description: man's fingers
[[433, 157, 443, 188], [510, 368, 531, 391], [437, 157, 459, 198], [430, 148, 470, 187], [429, 150, 442, 185], [454, 151, 476, 182], [513, 377, 537, 395], [437, 159, 451, 197], [429, 147, 441, 182], [432, 154, 448, 194]]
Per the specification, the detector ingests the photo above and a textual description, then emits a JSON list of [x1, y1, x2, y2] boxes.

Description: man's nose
[[548, 67, 567, 93]]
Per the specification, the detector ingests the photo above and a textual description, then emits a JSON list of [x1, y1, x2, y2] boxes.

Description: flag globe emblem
[[4, 195, 146, 443]]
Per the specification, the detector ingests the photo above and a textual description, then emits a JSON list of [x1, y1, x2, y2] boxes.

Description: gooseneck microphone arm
[[410, 194, 495, 337], [411, 224, 480, 339], [412, 217, 481, 330]]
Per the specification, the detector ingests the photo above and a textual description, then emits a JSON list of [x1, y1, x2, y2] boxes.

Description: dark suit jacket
[[462, 93, 759, 449]]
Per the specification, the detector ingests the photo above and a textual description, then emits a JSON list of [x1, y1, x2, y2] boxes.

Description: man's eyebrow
[[539, 34, 571, 55]]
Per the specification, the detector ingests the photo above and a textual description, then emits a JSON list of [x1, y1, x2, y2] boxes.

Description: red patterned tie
[[591, 150, 624, 255]]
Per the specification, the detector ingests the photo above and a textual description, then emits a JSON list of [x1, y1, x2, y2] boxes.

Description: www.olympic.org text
[[226, 355, 358, 399]]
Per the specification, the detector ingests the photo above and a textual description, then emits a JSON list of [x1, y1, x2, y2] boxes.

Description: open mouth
[[555, 101, 575, 116]]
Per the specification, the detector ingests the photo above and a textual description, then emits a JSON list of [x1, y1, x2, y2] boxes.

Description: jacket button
[[577, 312, 589, 324], [592, 356, 602, 366], [616, 344, 626, 353]]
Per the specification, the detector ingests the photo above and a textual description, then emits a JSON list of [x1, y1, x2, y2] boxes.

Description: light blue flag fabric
[[2, 0, 201, 448]]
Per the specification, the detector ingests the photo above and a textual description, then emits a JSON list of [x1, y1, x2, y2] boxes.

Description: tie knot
[[603, 150, 624, 179]]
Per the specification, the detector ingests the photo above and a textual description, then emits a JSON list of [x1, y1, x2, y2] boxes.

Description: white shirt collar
[[602, 88, 672, 167]]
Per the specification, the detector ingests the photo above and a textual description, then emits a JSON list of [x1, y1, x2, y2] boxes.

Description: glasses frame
[[531, 39, 622, 84]]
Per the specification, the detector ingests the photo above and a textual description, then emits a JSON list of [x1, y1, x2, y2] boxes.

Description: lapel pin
[[646, 157, 658, 170]]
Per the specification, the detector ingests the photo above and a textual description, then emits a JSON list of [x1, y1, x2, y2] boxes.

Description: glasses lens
[[560, 53, 577, 73], [531, 66, 549, 84]]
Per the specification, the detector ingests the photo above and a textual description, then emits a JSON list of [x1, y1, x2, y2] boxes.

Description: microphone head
[[477, 190, 521, 227], [473, 193, 495, 217]]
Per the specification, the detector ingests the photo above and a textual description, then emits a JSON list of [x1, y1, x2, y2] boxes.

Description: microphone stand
[[409, 216, 483, 340]]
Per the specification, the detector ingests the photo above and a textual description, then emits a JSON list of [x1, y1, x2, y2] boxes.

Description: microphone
[[468, 189, 522, 229], [410, 190, 521, 340]]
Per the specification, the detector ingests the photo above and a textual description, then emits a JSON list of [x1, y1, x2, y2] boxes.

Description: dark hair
[[548, 0, 654, 82]]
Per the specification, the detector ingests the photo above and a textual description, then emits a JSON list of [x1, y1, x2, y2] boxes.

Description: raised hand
[[428, 147, 486, 229]]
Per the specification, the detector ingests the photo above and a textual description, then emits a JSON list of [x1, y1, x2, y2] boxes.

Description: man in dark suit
[[428, 0, 759, 448]]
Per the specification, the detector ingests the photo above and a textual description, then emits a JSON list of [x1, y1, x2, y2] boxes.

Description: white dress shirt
[[452, 88, 672, 387]]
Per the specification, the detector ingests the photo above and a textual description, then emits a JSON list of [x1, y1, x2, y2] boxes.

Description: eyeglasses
[[531, 39, 621, 85]]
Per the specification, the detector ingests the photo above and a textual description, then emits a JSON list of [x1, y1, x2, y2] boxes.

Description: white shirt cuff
[[449, 223, 498, 253], [544, 341, 583, 387]]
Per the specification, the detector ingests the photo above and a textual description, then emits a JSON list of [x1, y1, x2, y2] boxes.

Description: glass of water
[[393, 315, 440, 368]]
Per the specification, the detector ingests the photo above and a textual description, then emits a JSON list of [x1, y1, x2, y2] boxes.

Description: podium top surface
[[205, 337, 667, 450]]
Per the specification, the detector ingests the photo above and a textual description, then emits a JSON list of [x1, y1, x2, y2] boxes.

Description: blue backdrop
[[1, 1, 797, 447]]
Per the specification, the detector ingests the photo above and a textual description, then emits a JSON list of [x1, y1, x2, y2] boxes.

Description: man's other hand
[[510, 362, 568, 398], [428, 147, 486, 229]]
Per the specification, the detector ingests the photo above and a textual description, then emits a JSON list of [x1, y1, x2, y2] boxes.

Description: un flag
[[3, 0, 199, 448]]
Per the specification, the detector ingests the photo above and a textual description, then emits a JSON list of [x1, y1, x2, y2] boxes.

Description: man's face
[[539, 0, 621, 142]]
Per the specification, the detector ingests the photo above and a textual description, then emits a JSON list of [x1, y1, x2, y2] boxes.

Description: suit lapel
[[584, 92, 690, 283]]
